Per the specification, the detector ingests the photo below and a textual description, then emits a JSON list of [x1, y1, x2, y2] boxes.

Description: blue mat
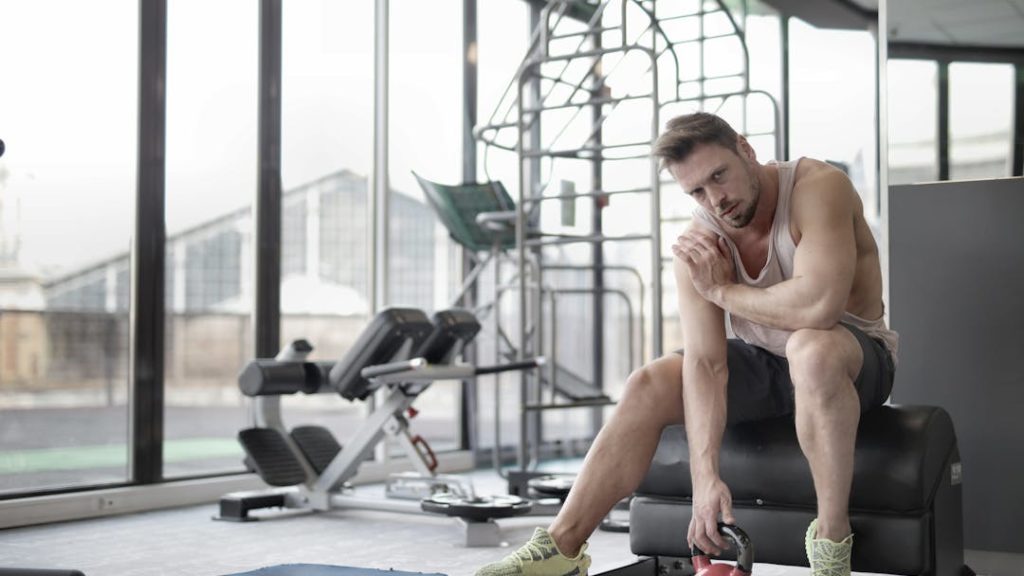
[[225, 565, 446, 576]]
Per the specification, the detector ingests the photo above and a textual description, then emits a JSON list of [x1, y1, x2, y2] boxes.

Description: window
[[788, 18, 878, 217], [162, 0, 258, 479], [0, 0, 137, 494], [949, 62, 1015, 181], [887, 59, 939, 185], [389, 0, 465, 452]]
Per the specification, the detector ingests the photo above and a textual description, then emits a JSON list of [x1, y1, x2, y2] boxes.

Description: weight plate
[[528, 474, 575, 496], [421, 493, 533, 520]]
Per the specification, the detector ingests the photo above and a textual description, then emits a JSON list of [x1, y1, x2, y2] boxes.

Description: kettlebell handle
[[691, 522, 754, 575]]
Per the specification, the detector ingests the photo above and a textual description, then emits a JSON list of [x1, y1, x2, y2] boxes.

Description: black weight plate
[[421, 493, 533, 521]]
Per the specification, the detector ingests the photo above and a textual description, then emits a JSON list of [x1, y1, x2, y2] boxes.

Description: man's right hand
[[688, 475, 736, 556]]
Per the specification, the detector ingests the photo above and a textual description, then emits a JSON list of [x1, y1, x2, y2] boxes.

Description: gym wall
[[889, 176, 1024, 553]]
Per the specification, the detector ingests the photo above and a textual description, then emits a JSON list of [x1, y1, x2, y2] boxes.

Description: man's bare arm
[[711, 170, 857, 331], [674, 253, 728, 482], [675, 247, 736, 554]]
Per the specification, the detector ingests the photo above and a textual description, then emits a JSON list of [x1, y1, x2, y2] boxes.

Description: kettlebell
[[691, 522, 753, 576]]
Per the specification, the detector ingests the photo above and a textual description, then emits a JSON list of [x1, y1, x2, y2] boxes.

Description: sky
[[0, 0, 1015, 278]]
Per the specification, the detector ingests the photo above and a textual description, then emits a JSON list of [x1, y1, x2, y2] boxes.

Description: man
[[475, 112, 897, 576]]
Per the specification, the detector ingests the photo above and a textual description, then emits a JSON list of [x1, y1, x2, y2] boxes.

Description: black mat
[[224, 565, 446, 576]]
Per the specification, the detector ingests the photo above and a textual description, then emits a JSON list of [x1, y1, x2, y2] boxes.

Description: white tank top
[[692, 158, 899, 363]]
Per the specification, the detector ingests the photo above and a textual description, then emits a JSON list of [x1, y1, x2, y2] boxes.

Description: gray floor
[[0, 470, 1018, 576]]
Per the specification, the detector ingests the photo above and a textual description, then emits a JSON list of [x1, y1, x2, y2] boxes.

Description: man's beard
[[723, 172, 759, 228]]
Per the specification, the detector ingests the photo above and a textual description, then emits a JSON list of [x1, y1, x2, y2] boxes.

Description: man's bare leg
[[547, 353, 687, 556], [786, 327, 864, 542]]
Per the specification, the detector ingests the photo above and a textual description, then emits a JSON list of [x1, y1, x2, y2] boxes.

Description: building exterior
[[0, 170, 437, 400]]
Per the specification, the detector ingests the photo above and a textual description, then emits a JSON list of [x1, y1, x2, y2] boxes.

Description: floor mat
[[224, 565, 447, 576]]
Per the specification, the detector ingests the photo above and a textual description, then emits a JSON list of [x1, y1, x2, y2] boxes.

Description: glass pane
[[0, 0, 136, 494], [163, 0, 258, 478], [887, 59, 938, 185], [390, 0, 464, 453], [949, 62, 1014, 181], [475, 0, 530, 455], [278, 1, 375, 442], [788, 19, 878, 217]]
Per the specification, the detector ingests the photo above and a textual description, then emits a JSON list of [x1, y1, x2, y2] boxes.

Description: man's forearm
[[682, 357, 728, 481], [713, 278, 840, 331]]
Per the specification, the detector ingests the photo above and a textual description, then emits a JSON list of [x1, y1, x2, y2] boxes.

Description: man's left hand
[[672, 227, 735, 306]]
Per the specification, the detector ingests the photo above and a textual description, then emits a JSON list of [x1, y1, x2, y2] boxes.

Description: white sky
[[0, 0, 1014, 277]]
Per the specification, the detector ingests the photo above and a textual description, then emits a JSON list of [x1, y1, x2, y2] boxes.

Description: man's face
[[667, 141, 759, 229]]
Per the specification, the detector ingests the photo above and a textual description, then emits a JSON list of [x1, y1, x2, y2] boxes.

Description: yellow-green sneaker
[[805, 519, 854, 576], [475, 527, 591, 576]]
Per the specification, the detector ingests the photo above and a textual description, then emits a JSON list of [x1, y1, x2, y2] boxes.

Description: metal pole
[[937, 60, 950, 181], [255, 0, 282, 359], [1013, 63, 1023, 177], [589, 25, 605, 437], [650, 47, 663, 359], [462, 0, 479, 454], [371, 0, 390, 313], [131, 0, 168, 484], [780, 14, 790, 161]]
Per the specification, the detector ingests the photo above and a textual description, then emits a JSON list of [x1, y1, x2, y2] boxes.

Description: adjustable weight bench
[[603, 405, 971, 576], [218, 307, 540, 546]]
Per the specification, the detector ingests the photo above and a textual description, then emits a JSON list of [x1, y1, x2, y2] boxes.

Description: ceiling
[[852, 0, 1024, 49], [764, 0, 1024, 50]]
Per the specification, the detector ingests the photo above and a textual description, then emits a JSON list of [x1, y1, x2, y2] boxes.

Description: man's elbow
[[797, 298, 845, 331]]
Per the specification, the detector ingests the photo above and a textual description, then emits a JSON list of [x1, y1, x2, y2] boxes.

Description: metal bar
[[590, 25, 606, 438], [525, 45, 644, 65], [889, 41, 1024, 65], [520, 141, 652, 158], [649, 46, 663, 358], [1014, 63, 1023, 177], [131, 0, 168, 485], [521, 93, 649, 114], [255, 0, 283, 359], [548, 26, 618, 41], [463, 0, 477, 184], [872, 20, 882, 217], [515, 19, 528, 475], [525, 233, 651, 248], [523, 188, 650, 204], [938, 60, 950, 181], [669, 31, 745, 45], [371, 0, 389, 312], [462, 0, 479, 454], [677, 71, 748, 83], [450, 250, 493, 308], [523, 399, 616, 411], [781, 14, 790, 160], [656, 9, 726, 23]]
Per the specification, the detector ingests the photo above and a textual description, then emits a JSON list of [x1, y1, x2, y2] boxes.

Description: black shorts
[[673, 323, 895, 426]]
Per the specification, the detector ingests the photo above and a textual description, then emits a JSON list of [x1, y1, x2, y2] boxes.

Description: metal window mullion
[[781, 14, 790, 160], [131, 0, 168, 485], [1013, 63, 1023, 177], [371, 0, 389, 314], [461, 0, 478, 453], [938, 60, 950, 181], [255, 0, 282, 359]]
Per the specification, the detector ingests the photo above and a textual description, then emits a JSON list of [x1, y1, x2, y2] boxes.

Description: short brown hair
[[652, 112, 740, 170]]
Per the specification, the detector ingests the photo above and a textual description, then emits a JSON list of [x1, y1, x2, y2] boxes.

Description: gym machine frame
[[217, 308, 542, 546]]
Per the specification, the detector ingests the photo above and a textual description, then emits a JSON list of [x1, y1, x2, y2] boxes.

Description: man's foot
[[805, 519, 853, 576], [475, 527, 591, 576]]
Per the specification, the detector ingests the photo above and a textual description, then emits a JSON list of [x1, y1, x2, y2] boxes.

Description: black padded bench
[[627, 405, 968, 576]]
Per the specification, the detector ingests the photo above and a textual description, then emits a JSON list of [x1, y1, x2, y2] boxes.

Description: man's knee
[[621, 358, 684, 416], [786, 328, 862, 395]]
